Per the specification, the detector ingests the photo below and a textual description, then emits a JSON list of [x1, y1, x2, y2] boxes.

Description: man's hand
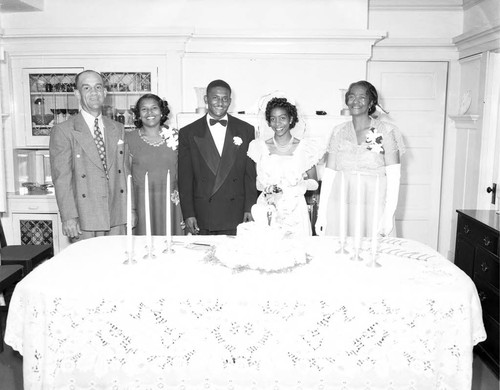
[[185, 217, 200, 235], [243, 212, 254, 223], [62, 218, 81, 239]]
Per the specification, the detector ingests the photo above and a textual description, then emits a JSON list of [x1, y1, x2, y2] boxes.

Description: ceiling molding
[[371, 37, 459, 61], [462, 0, 484, 11], [453, 25, 500, 58], [0, 0, 43, 13], [0, 28, 388, 58], [369, 0, 463, 11]]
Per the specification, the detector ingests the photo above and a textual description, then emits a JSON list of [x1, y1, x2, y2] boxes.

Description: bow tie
[[209, 118, 228, 127]]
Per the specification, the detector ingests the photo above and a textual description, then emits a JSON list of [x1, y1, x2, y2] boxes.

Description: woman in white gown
[[248, 97, 325, 236]]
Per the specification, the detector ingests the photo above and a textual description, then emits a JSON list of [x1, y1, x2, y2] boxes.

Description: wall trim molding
[[462, 0, 485, 11], [449, 114, 481, 129], [0, 28, 388, 57], [370, 0, 463, 11], [453, 25, 500, 59], [371, 38, 458, 61]]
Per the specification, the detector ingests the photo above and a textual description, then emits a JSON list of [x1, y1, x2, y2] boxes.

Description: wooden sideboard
[[455, 209, 499, 377]]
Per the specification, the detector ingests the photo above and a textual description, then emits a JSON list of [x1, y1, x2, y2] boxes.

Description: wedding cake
[[212, 205, 310, 272]]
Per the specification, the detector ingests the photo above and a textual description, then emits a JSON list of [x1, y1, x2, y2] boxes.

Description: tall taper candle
[[126, 174, 132, 256], [355, 172, 361, 251], [371, 174, 380, 256], [339, 171, 346, 242], [145, 172, 152, 249], [166, 169, 172, 244]]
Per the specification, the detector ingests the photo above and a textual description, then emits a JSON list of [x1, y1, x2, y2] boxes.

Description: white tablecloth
[[5, 235, 486, 390]]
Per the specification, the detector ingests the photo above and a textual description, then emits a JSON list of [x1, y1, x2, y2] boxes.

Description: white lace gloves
[[379, 164, 401, 236], [315, 167, 336, 236], [305, 178, 319, 191]]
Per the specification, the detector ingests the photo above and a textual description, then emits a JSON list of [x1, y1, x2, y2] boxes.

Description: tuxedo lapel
[[72, 114, 105, 170], [103, 117, 118, 170], [212, 117, 239, 196], [194, 120, 220, 176]]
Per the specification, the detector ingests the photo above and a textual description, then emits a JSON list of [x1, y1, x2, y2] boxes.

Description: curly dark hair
[[265, 97, 298, 129], [345, 80, 379, 116], [133, 94, 170, 128]]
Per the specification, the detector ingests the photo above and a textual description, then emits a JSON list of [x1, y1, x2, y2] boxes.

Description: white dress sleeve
[[297, 137, 327, 172]]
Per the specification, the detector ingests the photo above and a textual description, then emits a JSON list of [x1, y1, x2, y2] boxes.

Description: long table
[[5, 235, 486, 389]]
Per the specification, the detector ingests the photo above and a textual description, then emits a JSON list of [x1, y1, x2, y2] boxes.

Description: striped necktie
[[93, 118, 108, 178]]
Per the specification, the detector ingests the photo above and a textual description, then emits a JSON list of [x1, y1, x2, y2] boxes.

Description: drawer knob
[[480, 262, 489, 272], [28, 206, 39, 210], [463, 224, 470, 234], [483, 236, 491, 246], [478, 291, 487, 302]]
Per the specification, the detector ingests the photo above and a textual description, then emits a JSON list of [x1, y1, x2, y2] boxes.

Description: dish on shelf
[[22, 182, 53, 195], [459, 90, 472, 115], [32, 114, 54, 126]]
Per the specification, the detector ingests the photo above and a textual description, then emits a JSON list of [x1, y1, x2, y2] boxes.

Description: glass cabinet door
[[24, 69, 153, 143], [101, 71, 152, 130], [28, 72, 79, 137]]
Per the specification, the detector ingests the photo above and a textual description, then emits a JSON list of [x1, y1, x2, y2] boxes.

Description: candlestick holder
[[350, 246, 363, 261], [143, 243, 156, 259], [336, 237, 348, 255], [163, 239, 175, 254], [349, 237, 364, 261], [123, 250, 137, 265], [366, 252, 381, 268]]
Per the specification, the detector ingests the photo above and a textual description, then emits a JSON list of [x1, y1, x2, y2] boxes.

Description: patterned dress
[[248, 138, 325, 237], [125, 128, 184, 236], [325, 118, 405, 237]]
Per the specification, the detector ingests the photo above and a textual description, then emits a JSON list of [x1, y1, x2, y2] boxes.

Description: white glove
[[315, 168, 336, 236], [305, 179, 319, 191], [380, 164, 401, 236]]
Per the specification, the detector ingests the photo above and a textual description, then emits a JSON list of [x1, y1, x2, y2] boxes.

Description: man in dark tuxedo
[[178, 79, 257, 235]]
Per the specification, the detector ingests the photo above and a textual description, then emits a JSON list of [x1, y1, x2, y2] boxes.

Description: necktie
[[93, 118, 108, 177], [209, 118, 228, 127]]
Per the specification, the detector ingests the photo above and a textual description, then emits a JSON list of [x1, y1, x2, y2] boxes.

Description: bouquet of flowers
[[262, 184, 283, 225]]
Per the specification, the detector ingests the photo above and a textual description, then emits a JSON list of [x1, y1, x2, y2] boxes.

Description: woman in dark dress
[[125, 94, 183, 235]]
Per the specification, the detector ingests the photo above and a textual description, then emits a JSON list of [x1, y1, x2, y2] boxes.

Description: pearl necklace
[[139, 129, 165, 147], [272, 136, 294, 152]]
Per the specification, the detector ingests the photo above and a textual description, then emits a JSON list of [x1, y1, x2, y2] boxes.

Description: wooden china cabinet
[[455, 209, 499, 377]]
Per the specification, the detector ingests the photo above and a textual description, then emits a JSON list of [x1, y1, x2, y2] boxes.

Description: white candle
[[126, 174, 132, 255], [166, 169, 172, 244], [371, 174, 380, 256], [145, 172, 152, 248], [339, 171, 346, 242], [355, 172, 361, 250]]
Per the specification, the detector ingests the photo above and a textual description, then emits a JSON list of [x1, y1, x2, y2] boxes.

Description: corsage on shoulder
[[365, 127, 384, 154], [160, 127, 179, 151]]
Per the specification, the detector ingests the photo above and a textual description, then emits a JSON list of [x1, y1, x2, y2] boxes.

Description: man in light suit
[[178, 79, 257, 235], [50, 70, 129, 241]]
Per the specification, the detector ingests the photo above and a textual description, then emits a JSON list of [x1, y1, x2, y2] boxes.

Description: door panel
[[368, 61, 448, 248]]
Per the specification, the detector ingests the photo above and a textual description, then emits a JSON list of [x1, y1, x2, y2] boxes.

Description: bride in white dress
[[248, 96, 325, 236]]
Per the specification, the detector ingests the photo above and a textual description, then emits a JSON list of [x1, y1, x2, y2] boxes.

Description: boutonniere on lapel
[[233, 136, 243, 147], [117, 139, 124, 145], [160, 127, 179, 151], [365, 127, 384, 154]]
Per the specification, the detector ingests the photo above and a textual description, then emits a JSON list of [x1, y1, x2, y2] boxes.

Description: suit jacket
[[178, 114, 257, 232], [49, 113, 129, 231]]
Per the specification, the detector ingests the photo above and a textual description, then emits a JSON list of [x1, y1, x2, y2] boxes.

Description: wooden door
[[476, 51, 500, 211], [368, 61, 448, 248]]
